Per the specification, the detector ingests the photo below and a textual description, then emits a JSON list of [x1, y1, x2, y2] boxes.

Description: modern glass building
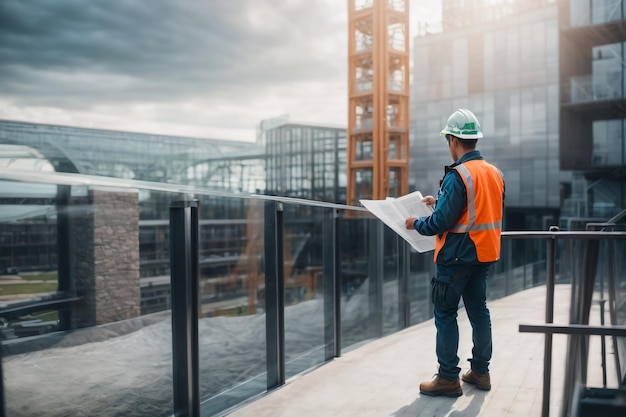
[[262, 119, 347, 204], [412, 0, 569, 230], [558, 0, 626, 225]]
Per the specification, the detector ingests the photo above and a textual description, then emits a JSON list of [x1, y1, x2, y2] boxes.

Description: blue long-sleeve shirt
[[413, 150, 503, 266]]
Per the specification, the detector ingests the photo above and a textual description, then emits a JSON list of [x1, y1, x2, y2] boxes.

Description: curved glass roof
[[0, 119, 265, 192]]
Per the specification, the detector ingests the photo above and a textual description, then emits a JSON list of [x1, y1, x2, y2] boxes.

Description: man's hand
[[406, 196, 435, 229]]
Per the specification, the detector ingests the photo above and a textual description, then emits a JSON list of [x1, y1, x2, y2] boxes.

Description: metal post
[[368, 219, 384, 338], [0, 344, 5, 417], [264, 200, 285, 389], [541, 230, 557, 417], [606, 238, 622, 383], [324, 208, 341, 359], [169, 200, 200, 417], [503, 239, 510, 296], [56, 184, 72, 330], [505, 240, 515, 291], [398, 235, 410, 329], [599, 299, 607, 387]]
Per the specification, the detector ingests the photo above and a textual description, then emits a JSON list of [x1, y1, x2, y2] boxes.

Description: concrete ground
[[227, 284, 618, 417]]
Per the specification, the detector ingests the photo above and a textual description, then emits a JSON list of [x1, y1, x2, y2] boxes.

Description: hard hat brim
[[440, 128, 483, 140]]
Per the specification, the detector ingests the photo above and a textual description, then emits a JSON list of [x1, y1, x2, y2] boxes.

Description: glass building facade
[[412, 1, 569, 230], [559, 0, 626, 222], [262, 121, 347, 204], [0, 119, 265, 192]]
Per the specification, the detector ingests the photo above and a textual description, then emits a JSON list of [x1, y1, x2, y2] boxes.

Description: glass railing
[[570, 0, 624, 27], [569, 74, 623, 103], [0, 168, 624, 417]]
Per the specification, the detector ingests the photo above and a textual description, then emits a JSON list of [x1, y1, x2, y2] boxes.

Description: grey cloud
[[0, 0, 347, 109]]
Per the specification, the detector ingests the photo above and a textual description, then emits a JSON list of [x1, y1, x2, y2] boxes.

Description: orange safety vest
[[434, 159, 504, 263]]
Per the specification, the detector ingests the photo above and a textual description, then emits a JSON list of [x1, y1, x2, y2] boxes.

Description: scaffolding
[[347, 0, 409, 205]]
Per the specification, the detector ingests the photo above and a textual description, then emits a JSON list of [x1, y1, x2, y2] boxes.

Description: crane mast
[[347, 0, 410, 205]]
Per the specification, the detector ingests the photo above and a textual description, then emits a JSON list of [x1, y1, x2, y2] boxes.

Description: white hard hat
[[440, 108, 483, 140]]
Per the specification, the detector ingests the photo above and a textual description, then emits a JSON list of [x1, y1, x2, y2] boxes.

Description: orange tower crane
[[347, 0, 410, 205]]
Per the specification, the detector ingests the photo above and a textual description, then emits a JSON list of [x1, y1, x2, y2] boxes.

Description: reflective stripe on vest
[[434, 160, 504, 263], [449, 164, 502, 233]]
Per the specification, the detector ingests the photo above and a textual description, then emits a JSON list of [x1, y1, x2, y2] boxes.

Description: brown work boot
[[419, 374, 462, 397], [462, 369, 491, 391]]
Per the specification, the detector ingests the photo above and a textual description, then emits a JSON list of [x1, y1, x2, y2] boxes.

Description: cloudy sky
[[0, 1, 441, 142]]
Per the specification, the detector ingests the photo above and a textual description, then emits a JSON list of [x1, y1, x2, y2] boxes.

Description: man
[[405, 109, 505, 397]]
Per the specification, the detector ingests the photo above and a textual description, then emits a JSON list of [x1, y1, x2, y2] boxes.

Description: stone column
[[71, 187, 140, 327]]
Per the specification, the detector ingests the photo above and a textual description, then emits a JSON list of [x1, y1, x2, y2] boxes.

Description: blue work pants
[[431, 264, 492, 380]]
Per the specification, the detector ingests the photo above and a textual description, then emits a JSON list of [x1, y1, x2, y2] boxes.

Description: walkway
[[228, 284, 617, 417]]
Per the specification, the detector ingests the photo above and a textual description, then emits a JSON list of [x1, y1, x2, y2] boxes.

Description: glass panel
[[591, 43, 623, 101], [354, 0, 373, 12], [355, 98, 374, 131], [355, 56, 374, 93], [338, 211, 373, 350], [387, 21, 406, 51], [571, 0, 592, 27], [356, 137, 374, 161], [2, 181, 176, 417], [0, 176, 270, 417], [198, 197, 267, 415], [593, 119, 623, 166], [354, 16, 373, 52], [382, 227, 400, 335], [355, 168, 373, 201], [612, 236, 626, 383], [491, 238, 548, 300], [282, 204, 326, 379], [387, 168, 400, 198], [591, 0, 623, 24], [409, 249, 435, 326]]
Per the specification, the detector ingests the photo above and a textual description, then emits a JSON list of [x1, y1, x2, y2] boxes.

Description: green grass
[[28, 310, 58, 322], [19, 272, 58, 282], [211, 305, 249, 317], [0, 282, 58, 295]]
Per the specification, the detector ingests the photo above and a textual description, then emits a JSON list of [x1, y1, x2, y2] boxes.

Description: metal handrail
[[514, 227, 626, 417]]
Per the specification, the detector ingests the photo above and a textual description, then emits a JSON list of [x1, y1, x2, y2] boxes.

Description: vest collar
[[445, 150, 483, 173]]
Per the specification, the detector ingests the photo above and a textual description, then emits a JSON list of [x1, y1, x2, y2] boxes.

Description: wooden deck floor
[[227, 284, 619, 417]]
